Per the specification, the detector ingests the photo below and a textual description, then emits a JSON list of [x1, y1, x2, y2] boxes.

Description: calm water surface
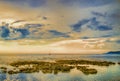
[[0, 54, 120, 81]]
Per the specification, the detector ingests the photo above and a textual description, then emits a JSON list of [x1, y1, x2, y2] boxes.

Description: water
[[0, 54, 120, 81]]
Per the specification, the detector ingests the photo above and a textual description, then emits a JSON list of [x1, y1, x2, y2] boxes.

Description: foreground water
[[0, 54, 120, 81]]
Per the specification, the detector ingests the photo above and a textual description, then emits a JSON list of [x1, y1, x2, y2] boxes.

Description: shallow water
[[0, 54, 120, 81]]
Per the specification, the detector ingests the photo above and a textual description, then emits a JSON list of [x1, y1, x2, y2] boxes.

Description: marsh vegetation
[[56, 60, 115, 66], [77, 66, 97, 75], [118, 62, 120, 65], [0, 60, 117, 75]]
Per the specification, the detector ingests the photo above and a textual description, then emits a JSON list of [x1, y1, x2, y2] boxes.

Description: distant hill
[[105, 51, 120, 54]]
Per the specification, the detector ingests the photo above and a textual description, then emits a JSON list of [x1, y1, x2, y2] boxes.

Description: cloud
[[14, 28, 29, 38], [0, 22, 43, 40], [49, 38, 108, 51], [1, 0, 117, 9], [116, 40, 120, 43], [0, 25, 10, 38], [0, 22, 70, 40], [88, 23, 112, 31], [42, 16, 47, 20], [60, 0, 115, 7], [71, 19, 89, 32], [88, 12, 115, 31], [92, 11, 107, 17], [0, 0, 119, 53], [105, 37, 120, 43], [24, 24, 43, 28], [67, 9, 120, 40], [0, 0, 46, 7], [71, 17, 112, 33], [11, 20, 26, 25], [100, 34, 114, 38], [49, 30, 70, 38], [0, 37, 120, 54], [97, 25, 112, 31], [94, 16, 112, 30], [28, 0, 46, 7]]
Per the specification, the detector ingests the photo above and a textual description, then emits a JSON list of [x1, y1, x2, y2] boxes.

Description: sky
[[0, 0, 120, 54]]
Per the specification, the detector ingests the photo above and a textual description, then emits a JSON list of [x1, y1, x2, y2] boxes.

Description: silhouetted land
[[105, 51, 120, 54]]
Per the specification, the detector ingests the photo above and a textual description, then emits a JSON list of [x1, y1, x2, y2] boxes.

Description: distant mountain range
[[105, 51, 120, 54]]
